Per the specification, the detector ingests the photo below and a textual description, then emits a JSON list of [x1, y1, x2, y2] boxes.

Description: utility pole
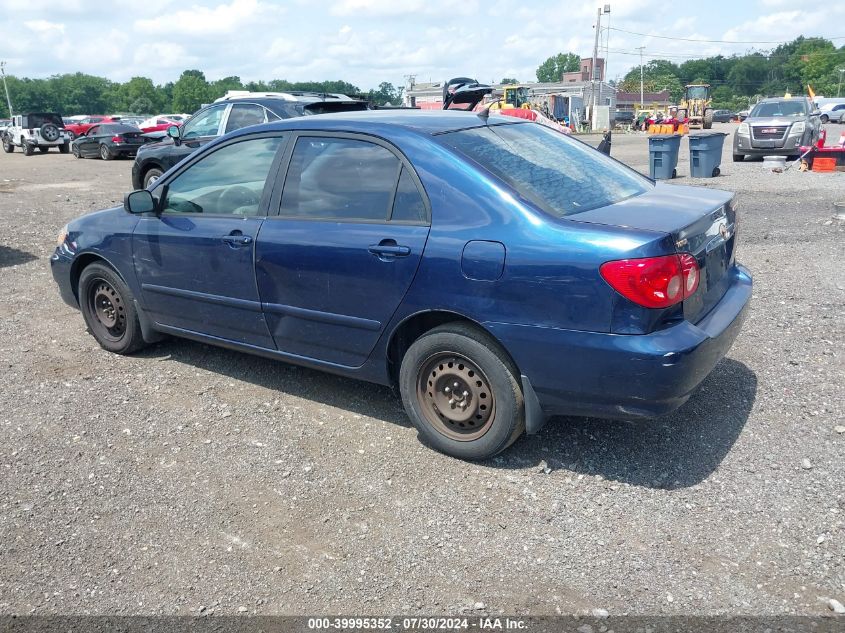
[[838, 69, 844, 98], [636, 46, 645, 111], [590, 5, 609, 130], [0, 61, 13, 119], [590, 7, 600, 129]]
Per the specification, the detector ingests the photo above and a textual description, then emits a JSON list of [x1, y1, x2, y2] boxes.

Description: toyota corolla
[[51, 111, 751, 460]]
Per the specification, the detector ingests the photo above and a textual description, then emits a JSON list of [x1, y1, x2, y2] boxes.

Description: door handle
[[368, 240, 410, 259], [222, 233, 252, 247]]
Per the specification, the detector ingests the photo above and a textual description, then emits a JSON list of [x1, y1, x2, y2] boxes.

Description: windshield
[[686, 86, 709, 100], [439, 122, 651, 217], [750, 101, 807, 117]]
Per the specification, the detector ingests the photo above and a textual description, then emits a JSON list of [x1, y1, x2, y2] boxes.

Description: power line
[[608, 27, 845, 45]]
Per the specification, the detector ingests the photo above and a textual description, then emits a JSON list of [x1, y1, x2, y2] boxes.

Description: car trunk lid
[[570, 183, 737, 324]]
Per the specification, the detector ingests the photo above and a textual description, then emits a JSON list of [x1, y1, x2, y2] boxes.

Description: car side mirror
[[124, 190, 157, 214]]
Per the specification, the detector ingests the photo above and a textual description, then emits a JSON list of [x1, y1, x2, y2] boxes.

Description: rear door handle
[[222, 234, 252, 247], [368, 242, 411, 259]]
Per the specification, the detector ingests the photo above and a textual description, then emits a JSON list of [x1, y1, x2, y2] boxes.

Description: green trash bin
[[689, 132, 727, 178], [648, 134, 682, 180]]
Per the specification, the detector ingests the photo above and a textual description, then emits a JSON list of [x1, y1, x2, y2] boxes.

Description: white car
[[818, 102, 845, 124], [2, 112, 72, 155]]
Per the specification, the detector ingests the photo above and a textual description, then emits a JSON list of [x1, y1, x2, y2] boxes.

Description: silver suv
[[732, 97, 820, 162]]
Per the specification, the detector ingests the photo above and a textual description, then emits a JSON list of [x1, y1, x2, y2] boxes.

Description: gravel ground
[[0, 122, 843, 617]]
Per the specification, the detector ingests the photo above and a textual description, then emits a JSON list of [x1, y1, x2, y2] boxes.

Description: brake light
[[600, 254, 700, 309], [111, 135, 123, 143]]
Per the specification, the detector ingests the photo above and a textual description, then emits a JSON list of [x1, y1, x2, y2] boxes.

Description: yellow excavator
[[678, 84, 713, 129]]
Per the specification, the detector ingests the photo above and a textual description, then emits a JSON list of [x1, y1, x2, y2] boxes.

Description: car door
[[132, 133, 287, 348], [165, 103, 229, 171], [79, 125, 100, 156], [255, 133, 431, 367]]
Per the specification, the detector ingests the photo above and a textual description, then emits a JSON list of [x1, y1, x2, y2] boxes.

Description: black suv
[[131, 92, 369, 189]]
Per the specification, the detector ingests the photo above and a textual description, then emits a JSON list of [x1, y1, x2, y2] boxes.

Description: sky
[[1, 0, 844, 90]]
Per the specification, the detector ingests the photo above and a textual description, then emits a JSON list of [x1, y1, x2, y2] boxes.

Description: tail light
[[111, 135, 123, 143], [600, 254, 700, 309]]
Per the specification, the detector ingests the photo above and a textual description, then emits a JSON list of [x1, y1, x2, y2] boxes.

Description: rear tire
[[143, 167, 163, 188], [78, 262, 146, 355], [399, 322, 525, 461], [100, 144, 112, 160], [22, 140, 33, 156], [820, 114, 829, 124]]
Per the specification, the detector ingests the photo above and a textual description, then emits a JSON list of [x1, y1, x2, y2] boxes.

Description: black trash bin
[[648, 134, 682, 180], [689, 131, 728, 178]]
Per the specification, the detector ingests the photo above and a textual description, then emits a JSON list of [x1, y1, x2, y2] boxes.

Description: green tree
[[501, 77, 519, 85], [619, 60, 683, 102], [171, 70, 211, 113], [536, 53, 580, 82], [118, 76, 160, 113], [366, 82, 402, 105], [208, 75, 244, 101]]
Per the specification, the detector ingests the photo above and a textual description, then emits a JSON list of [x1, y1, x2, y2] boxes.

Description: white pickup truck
[[2, 112, 71, 155]]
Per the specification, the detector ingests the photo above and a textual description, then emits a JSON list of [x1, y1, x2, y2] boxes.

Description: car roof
[[226, 110, 519, 138], [757, 97, 810, 103], [215, 91, 363, 105]]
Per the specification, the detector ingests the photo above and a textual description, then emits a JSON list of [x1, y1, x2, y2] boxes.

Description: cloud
[[330, 0, 479, 17], [135, 0, 282, 35], [24, 20, 65, 34]]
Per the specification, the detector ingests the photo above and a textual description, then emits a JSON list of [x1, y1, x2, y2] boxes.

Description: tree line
[[0, 70, 403, 118], [536, 36, 844, 109]]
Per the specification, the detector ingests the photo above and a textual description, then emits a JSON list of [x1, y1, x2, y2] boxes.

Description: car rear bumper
[[486, 264, 752, 420]]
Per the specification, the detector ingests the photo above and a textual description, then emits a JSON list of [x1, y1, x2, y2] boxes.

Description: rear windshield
[[101, 124, 140, 134], [24, 113, 63, 127], [439, 122, 651, 217], [750, 101, 808, 117]]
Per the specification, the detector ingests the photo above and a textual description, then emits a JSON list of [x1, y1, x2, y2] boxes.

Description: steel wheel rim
[[146, 172, 160, 187], [88, 279, 126, 341], [100, 145, 108, 159], [416, 352, 496, 441]]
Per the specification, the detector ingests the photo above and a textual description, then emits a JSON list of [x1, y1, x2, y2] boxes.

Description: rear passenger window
[[280, 137, 400, 221], [225, 104, 266, 133], [391, 167, 426, 222]]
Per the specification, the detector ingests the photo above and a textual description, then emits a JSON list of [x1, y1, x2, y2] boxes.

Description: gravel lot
[[1, 122, 843, 617]]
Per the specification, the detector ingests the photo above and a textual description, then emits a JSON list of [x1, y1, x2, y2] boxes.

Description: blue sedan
[[50, 111, 751, 460]]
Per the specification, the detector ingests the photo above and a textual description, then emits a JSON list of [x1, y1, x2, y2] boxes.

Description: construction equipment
[[488, 84, 532, 110], [678, 84, 714, 129]]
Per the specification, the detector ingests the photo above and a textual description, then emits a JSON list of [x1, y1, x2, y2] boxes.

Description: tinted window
[[162, 136, 283, 217], [391, 166, 426, 222], [225, 104, 266, 133], [100, 124, 139, 134], [440, 123, 650, 217], [280, 137, 400, 221], [182, 105, 226, 139], [25, 113, 64, 127], [87, 126, 100, 135]]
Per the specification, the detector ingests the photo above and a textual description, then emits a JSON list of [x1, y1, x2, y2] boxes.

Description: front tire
[[59, 142, 70, 154], [72, 144, 81, 158], [78, 262, 146, 355], [399, 323, 525, 460], [2, 136, 13, 153], [143, 167, 163, 188], [100, 144, 113, 160], [703, 109, 713, 129]]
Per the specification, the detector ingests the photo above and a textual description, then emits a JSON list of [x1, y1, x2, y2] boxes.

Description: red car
[[65, 116, 122, 140], [139, 116, 181, 134]]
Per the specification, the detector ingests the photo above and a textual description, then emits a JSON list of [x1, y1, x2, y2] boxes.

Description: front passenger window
[[162, 136, 284, 216], [182, 105, 226, 139]]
